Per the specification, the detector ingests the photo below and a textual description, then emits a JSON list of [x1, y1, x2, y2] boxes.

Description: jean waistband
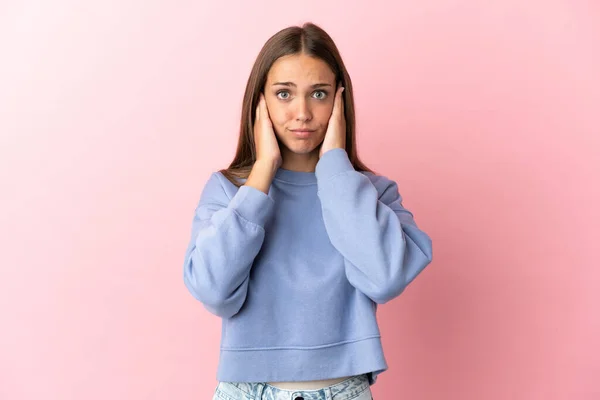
[[224, 374, 370, 400]]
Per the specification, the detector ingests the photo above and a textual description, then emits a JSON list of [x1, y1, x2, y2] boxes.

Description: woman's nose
[[294, 98, 312, 122]]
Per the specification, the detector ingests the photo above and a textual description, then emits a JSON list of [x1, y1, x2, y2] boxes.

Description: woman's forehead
[[267, 54, 335, 85]]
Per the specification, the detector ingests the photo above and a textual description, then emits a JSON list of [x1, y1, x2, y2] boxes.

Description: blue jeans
[[212, 374, 373, 400]]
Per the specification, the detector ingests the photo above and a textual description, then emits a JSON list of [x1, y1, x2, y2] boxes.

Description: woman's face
[[264, 53, 337, 157]]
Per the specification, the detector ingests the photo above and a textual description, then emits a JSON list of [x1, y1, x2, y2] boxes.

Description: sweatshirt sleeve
[[315, 148, 433, 304], [183, 172, 275, 318]]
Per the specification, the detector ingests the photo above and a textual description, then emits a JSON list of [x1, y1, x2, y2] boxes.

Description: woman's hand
[[319, 85, 346, 158], [254, 93, 282, 170]]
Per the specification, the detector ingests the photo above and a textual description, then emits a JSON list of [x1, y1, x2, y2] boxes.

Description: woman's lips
[[290, 129, 315, 138]]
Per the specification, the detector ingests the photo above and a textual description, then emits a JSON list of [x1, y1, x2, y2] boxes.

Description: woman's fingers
[[329, 85, 345, 125], [336, 86, 345, 119], [259, 93, 272, 126]]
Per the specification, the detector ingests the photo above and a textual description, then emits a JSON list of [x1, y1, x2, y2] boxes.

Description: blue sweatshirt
[[183, 148, 433, 385]]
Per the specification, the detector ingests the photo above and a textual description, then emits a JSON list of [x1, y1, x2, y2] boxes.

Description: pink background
[[1, 1, 598, 399]]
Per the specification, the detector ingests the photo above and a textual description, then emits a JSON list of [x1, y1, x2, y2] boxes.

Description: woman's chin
[[280, 139, 320, 155]]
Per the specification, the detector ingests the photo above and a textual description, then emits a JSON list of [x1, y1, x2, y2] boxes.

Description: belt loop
[[325, 386, 333, 400], [256, 382, 266, 400]]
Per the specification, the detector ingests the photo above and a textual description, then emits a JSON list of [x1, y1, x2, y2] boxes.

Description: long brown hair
[[219, 22, 375, 187]]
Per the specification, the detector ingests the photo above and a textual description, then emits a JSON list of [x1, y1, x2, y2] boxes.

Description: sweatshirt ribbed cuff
[[229, 185, 274, 227], [315, 148, 355, 182]]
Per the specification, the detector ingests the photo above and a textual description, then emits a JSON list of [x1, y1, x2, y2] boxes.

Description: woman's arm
[[316, 148, 433, 304], [183, 167, 275, 318]]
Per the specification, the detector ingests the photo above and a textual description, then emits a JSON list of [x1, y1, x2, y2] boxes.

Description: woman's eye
[[313, 90, 327, 100], [276, 90, 327, 100]]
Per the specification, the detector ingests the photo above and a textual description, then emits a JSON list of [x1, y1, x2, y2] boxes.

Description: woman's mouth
[[289, 129, 316, 138]]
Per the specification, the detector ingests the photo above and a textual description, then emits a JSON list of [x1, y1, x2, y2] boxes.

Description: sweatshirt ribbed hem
[[216, 336, 387, 385]]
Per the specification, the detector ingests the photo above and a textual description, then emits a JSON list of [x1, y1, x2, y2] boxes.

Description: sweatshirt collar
[[274, 167, 317, 184]]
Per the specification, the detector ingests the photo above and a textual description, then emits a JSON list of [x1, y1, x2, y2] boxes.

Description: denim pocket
[[336, 385, 373, 400], [213, 382, 254, 400]]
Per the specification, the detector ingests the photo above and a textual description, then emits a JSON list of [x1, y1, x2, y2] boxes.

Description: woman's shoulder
[[359, 170, 403, 202], [359, 170, 397, 186], [204, 170, 247, 196], [196, 170, 245, 204], [205, 170, 246, 185]]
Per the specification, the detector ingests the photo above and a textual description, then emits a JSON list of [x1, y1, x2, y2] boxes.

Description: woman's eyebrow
[[272, 82, 332, 88]]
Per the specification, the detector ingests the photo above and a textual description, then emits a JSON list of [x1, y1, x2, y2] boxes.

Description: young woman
[[183, 22, 433, 400]]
